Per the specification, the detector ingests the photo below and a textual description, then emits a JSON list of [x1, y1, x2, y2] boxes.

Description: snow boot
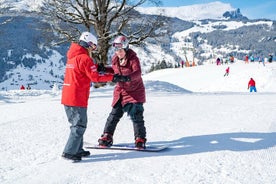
[[135, 137, 147, 149], [62, 152, 81, 161], [77, 150, 90, 157], [98, 133, 113, 147]]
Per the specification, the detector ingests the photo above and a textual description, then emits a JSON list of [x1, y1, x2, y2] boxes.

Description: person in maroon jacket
[[248, 78, 257, 92], [61, 32, 113, 161], [98, 35, 147, 149]]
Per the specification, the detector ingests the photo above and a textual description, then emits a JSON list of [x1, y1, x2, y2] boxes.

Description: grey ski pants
[[63, 106, 87, 155]]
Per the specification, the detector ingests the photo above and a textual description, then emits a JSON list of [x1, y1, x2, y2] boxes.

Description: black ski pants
[[103, 100, 146, 139]]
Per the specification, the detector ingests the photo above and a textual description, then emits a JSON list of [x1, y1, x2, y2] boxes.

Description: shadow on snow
[[82, 132, 276, 163]]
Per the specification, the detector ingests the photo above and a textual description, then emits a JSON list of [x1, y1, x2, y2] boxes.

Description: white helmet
[[112, 35, 129, 50], [79, 32, 98, 46]]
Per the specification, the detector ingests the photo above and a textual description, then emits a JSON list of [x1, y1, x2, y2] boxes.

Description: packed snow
[[1, 61, 276, 184]]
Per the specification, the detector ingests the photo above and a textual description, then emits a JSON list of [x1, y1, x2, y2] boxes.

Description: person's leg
[[124, 103, 146, 143], [98, 101, 124, 146], [63, 106, 87, 155], [254, 87, 257, 92], [103, 101, 124, 134]]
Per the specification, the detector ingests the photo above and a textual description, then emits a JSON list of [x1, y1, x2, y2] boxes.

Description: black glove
[[112, 74, 120, 83], [112, 74, 131, 83], [120, 75, 131, 82], [97, 63, 106, 73]]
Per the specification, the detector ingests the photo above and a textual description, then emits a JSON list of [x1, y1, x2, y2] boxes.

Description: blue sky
[[144, 0, 276, 20]]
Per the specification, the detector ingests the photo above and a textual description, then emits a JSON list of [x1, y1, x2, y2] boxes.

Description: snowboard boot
[[135, 137, 147, 149], [98, 133, 113, 147], [62, 152, 81, 162]]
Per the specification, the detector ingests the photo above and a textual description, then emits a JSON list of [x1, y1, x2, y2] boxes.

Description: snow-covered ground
[[1, 62, 276, 184]]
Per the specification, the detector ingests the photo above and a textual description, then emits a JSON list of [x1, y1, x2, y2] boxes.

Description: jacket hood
[[67, 42, 88, 59]]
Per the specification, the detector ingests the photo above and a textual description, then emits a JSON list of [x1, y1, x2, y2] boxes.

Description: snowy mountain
[[136, 1, 237, 21], [0, 1, 275, 90], [0, 0, 44, 12], [1, 1, 239, 20], [1, 62, 276, 184]]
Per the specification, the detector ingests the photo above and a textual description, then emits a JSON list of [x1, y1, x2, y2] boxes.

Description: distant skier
[[26, 84, 31, 90], [268, 54, 273, 63], [250, 55, 254, 62], [20, 85, 25, 90], [224, 67, 230, 77], [181, 60, 184, 68], [258, 56, 265, 66], [216, 57, 221, 65], [248, 78, 257, 92], [244, 55, 249, 64], [230, 55, 234, 63]]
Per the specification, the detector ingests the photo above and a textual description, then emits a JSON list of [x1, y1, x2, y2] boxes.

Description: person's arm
[[97, 63, 114, 74], [83, 58, 113, 83]]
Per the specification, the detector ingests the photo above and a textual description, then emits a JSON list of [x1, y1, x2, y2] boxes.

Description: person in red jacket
[[61, 32, 113, 161], [20, 85, 25, 90], [98, 35, 147, 149], [224, 66, 230, 77], [248, 78, 257, 92]]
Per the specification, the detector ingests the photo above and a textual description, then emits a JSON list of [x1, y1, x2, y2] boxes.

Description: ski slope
[[1, 62, 276, 184]]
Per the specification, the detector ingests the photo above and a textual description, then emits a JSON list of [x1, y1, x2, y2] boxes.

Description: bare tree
[[43, 0, 163, 64]]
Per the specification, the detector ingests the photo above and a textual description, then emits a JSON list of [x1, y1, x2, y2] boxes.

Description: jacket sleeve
[[83, 57, 113, 83], [248, 81, 251, 88]]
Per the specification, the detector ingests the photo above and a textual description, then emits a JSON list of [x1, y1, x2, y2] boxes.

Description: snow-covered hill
[[143, 61, 276, 92], [1, 62, 276, 184]]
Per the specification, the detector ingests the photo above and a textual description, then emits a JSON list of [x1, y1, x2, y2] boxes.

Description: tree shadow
[[82, 132, 276, 163]]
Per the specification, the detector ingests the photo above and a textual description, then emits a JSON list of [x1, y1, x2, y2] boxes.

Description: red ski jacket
[[226, 67, 230, 73], [61, 43, 113, 107], [248, 78, 256, 88], [111, 49, 146, 107]]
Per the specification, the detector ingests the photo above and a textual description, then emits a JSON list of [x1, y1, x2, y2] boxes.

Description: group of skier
[[244, 54, 273, 66], [20, 84, 31, 90], [219, 53, 274, 92], [60, 32, 147, 161], [223, 66, 257, 92], [216, 56, 234, 65]]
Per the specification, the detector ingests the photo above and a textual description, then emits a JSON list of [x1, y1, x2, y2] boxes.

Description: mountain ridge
[[137, 1, 237, 21]]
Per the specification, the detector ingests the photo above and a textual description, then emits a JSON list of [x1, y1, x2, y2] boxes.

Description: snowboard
[[85, 144, 168, 152]]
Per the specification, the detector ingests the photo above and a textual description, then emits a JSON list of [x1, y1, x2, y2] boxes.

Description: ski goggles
[[112, 43, 124, 51]]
